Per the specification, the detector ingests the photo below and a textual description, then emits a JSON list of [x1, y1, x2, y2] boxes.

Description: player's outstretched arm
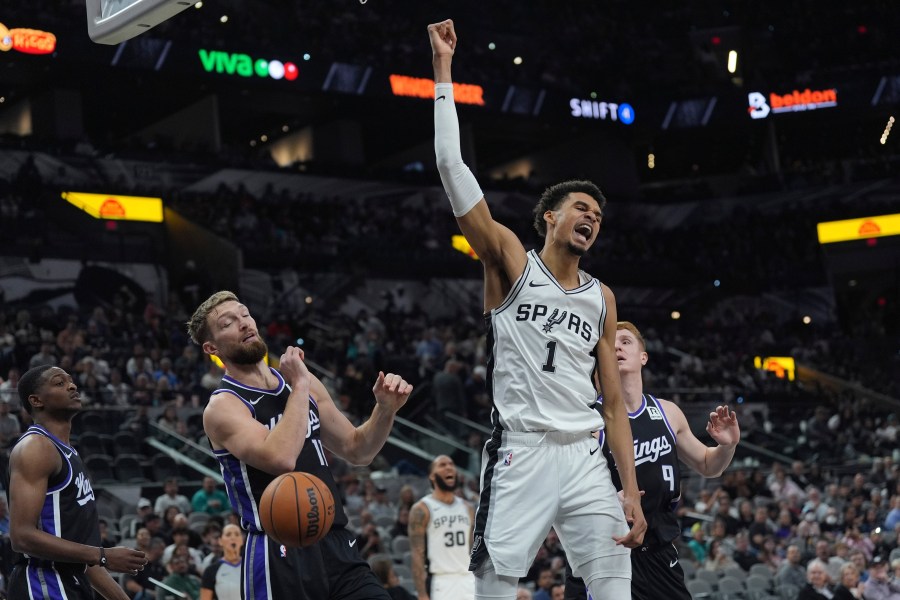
[[661, 400, 739, 477], [429, 19, 526, 283], [204, 346, 311, 474], [408, 500, 431, 600], [596, 286, 647, 548], [318, 371, 413, 466]]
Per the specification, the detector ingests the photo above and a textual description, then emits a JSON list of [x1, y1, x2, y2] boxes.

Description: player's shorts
[[430, 572, 476, 600], [470, 430, 630, 578], [564, 542, 691, 600], [9, 562, 93, 600], [243, 526, 390, 600]]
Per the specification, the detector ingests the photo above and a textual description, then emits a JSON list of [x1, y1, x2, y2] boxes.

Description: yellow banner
[[817, 213, 900, 244], [452, 235, 479, 260], [62, 191, 164, 223], [754, 356, 795, 381]]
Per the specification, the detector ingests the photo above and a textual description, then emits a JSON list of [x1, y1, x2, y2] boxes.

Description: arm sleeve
[[434, 83, 484, 217]]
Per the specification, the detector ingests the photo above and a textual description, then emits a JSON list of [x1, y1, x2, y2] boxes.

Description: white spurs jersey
[[422, 495, 472, 575], [487, 250, 606, 433]]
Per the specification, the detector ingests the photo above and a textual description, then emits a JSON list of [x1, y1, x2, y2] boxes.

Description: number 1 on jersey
[[542, 341, 557, 373]]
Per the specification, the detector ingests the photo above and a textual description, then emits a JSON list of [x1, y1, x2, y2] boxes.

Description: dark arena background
[[0, 1, 899, 598]]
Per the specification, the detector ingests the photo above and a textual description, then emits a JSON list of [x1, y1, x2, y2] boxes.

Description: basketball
[[259, 472, 336, 547]]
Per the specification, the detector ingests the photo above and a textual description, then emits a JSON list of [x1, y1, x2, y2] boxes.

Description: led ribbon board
[[62, 191, 164, 223], [817, 214, 900, 244]]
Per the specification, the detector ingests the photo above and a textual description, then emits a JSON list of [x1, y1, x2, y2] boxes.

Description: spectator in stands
[[713, 491, 741, 536], [367, 486, 394, 521], [28, 342, 57, 370], [516, 587, 533, 600], [104, 368, 131, 407], [863, 555, 900, 600], [799, 559, 835, 600], [369, 555, 415, 600], [155, 478, 192, 516], [532, 567, 555, 600], [163, 554, 201, 600], [776, 545, 809, 590], [733, 532, 760, 571], [704, 538, 737, 573], [356, 523, 386, 559], [389, 505, 409, 539], [0, 496, 9, 535], [163, 528, 204, 572], [126, 344, 154, 384], [832, 562, 864, 600], [98, 518, 118, 549], [192, 476, 229, 515], [124, 537, 167, 600], [0, 367, 20, 404], [749, 506, 775, 550], [0, 398, 21, 448]]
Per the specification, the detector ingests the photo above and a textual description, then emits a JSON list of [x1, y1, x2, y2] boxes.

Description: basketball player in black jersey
[[564, 322, 740, 600], [188, 291, 414, 600], [8, 366, 148, 600]]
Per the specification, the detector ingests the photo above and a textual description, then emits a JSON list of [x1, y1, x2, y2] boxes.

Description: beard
[[228, 339, 269, 365], [433, 474, 458, 492], [566, 241, 587, 256]]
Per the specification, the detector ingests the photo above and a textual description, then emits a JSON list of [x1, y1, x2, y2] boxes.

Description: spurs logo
[[542, 309, 568, 333]]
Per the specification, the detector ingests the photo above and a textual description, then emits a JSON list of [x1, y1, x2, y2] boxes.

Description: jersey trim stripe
[[27, 564, 69, 600], [529, 250, 596, 295], [493, 263, 531, 315], [244, 531, 272, 600], [469, 429, 503, 572], [222, 368, 285, 395], [628, 396, 647, 418], [18, 431, 73, 496], [217, 452, 262, 531]]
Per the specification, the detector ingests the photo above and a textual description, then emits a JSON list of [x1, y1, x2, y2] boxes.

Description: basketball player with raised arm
[[428, 19, 646, 600], [189, 291, 414, 600], [564, 322, 741, 600], [8, 366, 148, 600], [409, 455, 476, 600]]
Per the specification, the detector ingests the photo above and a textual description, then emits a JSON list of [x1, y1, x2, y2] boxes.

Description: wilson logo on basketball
[[305, 487, 321, 538]]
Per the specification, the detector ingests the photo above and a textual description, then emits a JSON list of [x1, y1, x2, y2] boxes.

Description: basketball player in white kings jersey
[[409, 455, 476, 600], [428, 19, 647, 600]]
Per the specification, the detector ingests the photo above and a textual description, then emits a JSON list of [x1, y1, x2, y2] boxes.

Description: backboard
[[86, 0, 193, 45]]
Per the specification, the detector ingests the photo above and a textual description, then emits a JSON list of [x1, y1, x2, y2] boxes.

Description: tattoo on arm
[[409, 503, 429, 595]]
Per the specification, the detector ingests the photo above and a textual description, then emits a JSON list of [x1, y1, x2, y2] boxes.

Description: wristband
[[98, 546, 107, 567]]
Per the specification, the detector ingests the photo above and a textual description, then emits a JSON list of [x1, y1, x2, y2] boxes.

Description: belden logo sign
[[748, 88, 838, 120]]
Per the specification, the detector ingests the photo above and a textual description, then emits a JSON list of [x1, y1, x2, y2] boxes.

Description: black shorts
[[564, 543, 692, 600], [243, 526, 390, 600], [9, 563, 94, 600]]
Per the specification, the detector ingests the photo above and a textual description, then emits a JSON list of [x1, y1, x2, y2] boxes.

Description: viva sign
[[199, 49, 298, 81]]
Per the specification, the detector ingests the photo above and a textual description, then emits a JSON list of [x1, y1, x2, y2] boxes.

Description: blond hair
[[616, 321, 646, 350], [186, 290, 239, 345]]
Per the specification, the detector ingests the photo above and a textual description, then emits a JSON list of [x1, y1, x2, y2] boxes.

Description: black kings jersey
[[211, 367, 347, 533], [13, 425, 101, 566], [487, 250, 605, 433], [597, 394, 681, 546]]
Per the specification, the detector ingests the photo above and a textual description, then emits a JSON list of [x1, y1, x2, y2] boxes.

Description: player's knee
[[577, 554, 631, 589], [474, 557, 519, 600]]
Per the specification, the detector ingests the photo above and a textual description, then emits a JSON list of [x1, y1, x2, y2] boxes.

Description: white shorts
[[431, 572, 475, 600], [471, 430, 631, 578]]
